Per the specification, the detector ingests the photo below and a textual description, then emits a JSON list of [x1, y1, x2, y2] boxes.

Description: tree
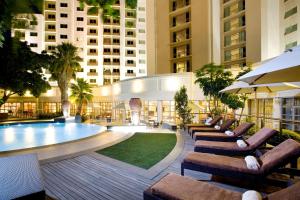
[[174, 86, 192, 128], [0, 0, 43, 47], [194, 63, 234, 116], [0, 39, 51, 107], [70, 79, 93, 115], [49, 43, 81, 116]]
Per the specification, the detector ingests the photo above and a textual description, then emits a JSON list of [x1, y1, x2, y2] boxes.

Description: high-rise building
[[148, 0, 214, 74], [12, 0, 148, 86]]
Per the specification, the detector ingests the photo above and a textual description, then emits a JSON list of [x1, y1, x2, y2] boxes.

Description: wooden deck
[[41, 132, 230, 200]]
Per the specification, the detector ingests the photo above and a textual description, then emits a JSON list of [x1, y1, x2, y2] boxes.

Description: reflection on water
[[0, 123, 105, 152], [4, 127, 15, 144]]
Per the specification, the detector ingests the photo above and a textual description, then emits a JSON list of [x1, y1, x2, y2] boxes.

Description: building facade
[[12, 0, 148, 86]]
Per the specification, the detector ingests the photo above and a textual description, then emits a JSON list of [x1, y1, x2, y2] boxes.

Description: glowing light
[[164, 77, 181, 92], [4, 128, 15, 144], [112, 84, 121, 95], [46, 89, 54, 96], [25, 90, 32, 96], [24, 127, 34, 143], [101, 87, 110, 96], [132, 79, 144, 93], [44, 126, 56, 145]]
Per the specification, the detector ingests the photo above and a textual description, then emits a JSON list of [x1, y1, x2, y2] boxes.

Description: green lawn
[[96, 133, 177, 169]]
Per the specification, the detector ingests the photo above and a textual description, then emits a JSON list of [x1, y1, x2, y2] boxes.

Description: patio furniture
[[0, 154, 46, 200], [182, 139, 300, 181], [186, 116, 222, 133], [143, 173, 300, 200], [190, 119, 236, 138], [194, 122, 254, 141], [194, 127, 277, 156]]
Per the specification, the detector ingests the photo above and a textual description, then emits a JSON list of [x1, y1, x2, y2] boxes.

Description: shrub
[[268, 129, 300, 146], [37, 112, 63, 119]]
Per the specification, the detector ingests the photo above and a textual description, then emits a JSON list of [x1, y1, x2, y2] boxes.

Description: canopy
[[220, 81, 300, 94], [113, 102, 127, 110], [238, 45, 300, 84]]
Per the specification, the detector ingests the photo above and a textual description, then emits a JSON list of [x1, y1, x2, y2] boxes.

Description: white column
[[157, 101, 162, 123]]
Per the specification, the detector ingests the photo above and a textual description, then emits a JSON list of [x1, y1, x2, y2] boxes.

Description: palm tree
[[70, 78, 93, 115], [49, 43, 81, 116]]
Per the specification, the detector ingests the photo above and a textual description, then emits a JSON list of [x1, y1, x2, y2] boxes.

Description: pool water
[[0, 123, 105, 152]]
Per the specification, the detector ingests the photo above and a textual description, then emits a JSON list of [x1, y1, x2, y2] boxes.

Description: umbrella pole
[[254, 88, 259, 131]]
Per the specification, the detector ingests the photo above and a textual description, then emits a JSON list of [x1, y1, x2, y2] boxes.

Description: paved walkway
[[42, 131, 244, 200]]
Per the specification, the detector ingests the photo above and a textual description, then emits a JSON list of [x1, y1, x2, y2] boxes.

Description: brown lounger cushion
[[260, 139, 300, 173], [195, 140, 242, 151], [151, 173, 241, 200], [232, 122, 254, 136], [267, 181, 300, 200], [191, 119, 235, 133], [184, 152, 260, 174]]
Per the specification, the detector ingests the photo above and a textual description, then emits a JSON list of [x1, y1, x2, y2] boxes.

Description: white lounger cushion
[[244, 156, 260, 170], [237, 140, 248, 148], [242, 190, 262, 200], [225, 130, 234, 136]]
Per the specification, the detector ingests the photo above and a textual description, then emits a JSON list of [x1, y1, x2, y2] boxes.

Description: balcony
[[103, 70, 112, 75], [87, 72, 98, 76], [126, 73, 136, 77], [87, 61, 98, 66]]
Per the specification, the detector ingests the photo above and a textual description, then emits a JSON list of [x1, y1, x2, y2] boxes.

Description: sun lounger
[[143, 173, 300, 200], [190, 119, 236, 138], [194, 122, 254, 141], [187, 116, 222, 134], [182, 139, 300, 181], [194, 127, 277, 155], [0, 154, 47, 200]]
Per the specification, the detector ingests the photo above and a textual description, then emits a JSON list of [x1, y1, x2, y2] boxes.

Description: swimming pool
[[0, 123, 106, 152]]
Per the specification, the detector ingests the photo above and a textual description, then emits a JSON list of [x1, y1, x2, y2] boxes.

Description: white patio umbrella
[[220, 81, 300, 94], [238, 45, 300, 84], [220, 81, 300, 125]]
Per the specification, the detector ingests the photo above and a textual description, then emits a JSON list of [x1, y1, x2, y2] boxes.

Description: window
[[127, 70, 134, 74], [104, 48, 110, 53], [30, 21, 38, 25], [139, 50, 145, 54], [90, 69, 96, 73], [186, 12, 190, 22], [138, 18, 145, 22], [47, 4, 56, 9], [224, 50, 231, 61], [60, 24, 68, 28], [48, 35, 55, 40], [89, 39, 97, 43], [113, 38, 120, 44], [113, 49, 120, 53], [104, 58, 111, 63], [127, 50, 134, 54], [224, 35, 231, 46], [89, 59, 97, 63], [89, 29, 97, 34], [224, 21, 230, 32], [113, 58, 120, 63], [113, 68, 120, 73], [138, 7, 145, 11], [47, 14, 55, 19], [285, 7, 297, 19], [104, 18, 111, 23], [139, 40, 145, 44], [77, 27, 84, 31], [60, 13, 68, 18], [127, 60, 134, 64], [127, 31, 134, 36], [113, 29, 120, 34], [104, 28, 111, 33], [239, 15, 246, 26], [113, 19, 119, 24], [77, 17, 84, 21], [48, 24, 55, 30], [47, 46, 55, 51], [285, 24, 298, 35], [89, 49, 97, 53], [285, 41, 297, 49], [224, 6, 230, 17], [139, 60, 146, 64], [60, 35, 67, 39], [127, 40, 134, 45], [77, 7, 83, 11], [60, 3, 68, 7], [89, 19, 97, 24], [30, 32, 38, 36], [90, 79, 96, 83], [30, 43, 38, 47]]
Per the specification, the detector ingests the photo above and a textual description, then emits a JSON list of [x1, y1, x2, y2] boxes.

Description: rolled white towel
[[244, 156, 260, 170], [205, 117, 213, 124], [205, 122, 211, 126], [225, 130, 234, 136], [214, 125, 221, 130], [237, 139, 248, 148], [242, 190, 262, 200]]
